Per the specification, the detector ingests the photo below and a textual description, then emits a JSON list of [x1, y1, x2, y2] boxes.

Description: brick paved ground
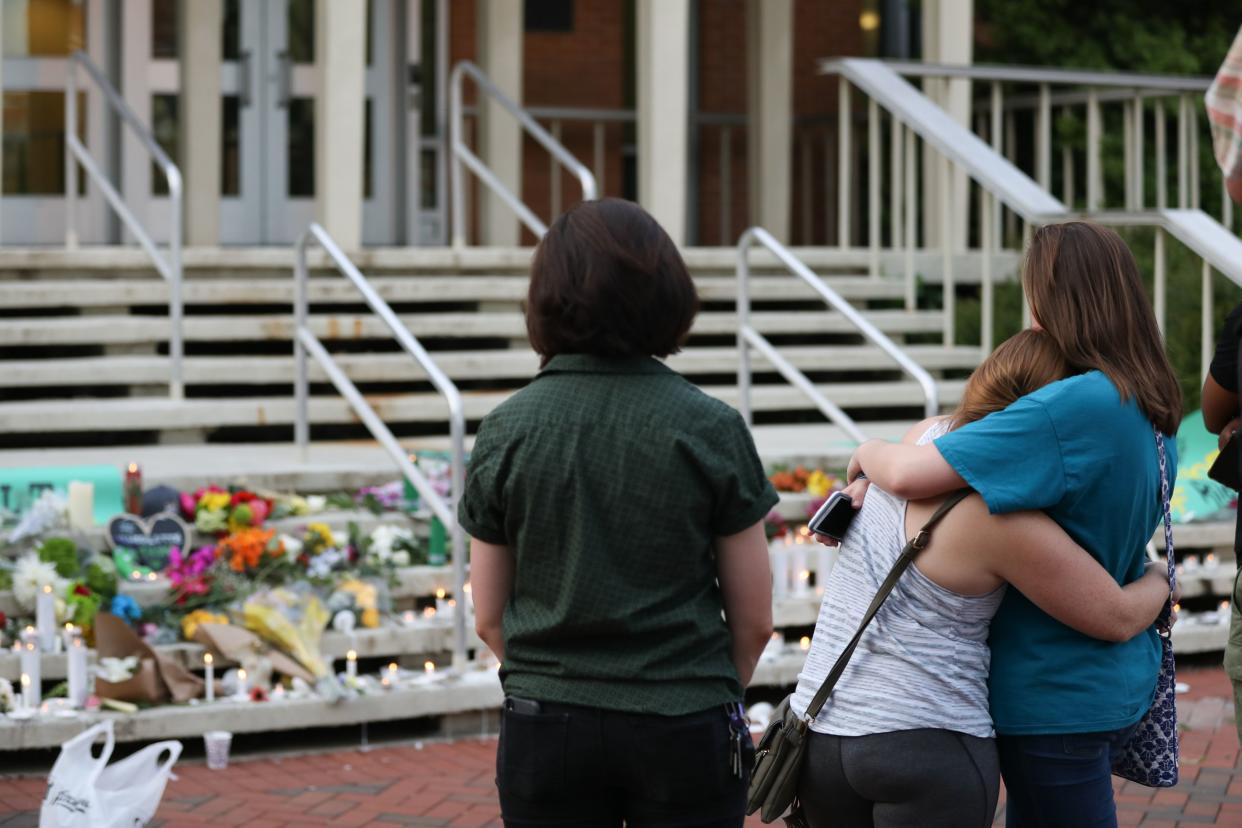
[[0, 666, 1237, 827]]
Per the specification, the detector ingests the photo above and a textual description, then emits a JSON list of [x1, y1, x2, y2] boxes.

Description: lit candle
[[800, 636, 811, 651], [36, 585, 56, 652], [386, 662, 399, 684], [237, 668, 248, 697], [1220, 600, 1231, 614], [1206, 553, 1218, 568], [435, 588, 449, 614], [1184, 555, 1201, 571], [66, 635, 87, 708], [423, 660, 435, 674], [422, 606, 437, 620], [447, 599, 457, 618], [146, 572, 158, 582], [123, 463, 143, 515], [67, 482, 94, 530], [346, 649, 358, 680], [796, 570, 812, 597], [204, 653, 215, 702], [401, 610, 416, 625], [20, 674, 31, 711]]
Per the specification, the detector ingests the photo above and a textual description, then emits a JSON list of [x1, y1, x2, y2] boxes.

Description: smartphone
[[807, 491, 858, 541]]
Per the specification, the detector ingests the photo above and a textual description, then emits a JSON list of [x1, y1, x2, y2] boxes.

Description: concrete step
[[0, 422, 923, 491], [0, 380, 967, 434], [0, 308, 945, 346], [0, 345, 983, 388], [0, 274, 904, 308]]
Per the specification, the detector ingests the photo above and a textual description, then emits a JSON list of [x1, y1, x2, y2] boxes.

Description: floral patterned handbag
[[1111, 430, 1179, 787]]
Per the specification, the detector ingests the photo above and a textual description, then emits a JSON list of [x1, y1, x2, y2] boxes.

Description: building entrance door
[[133, 0, 418, 246]]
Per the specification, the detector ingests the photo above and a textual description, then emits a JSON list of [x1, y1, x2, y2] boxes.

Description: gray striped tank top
[[790, 452, 1005, 739]]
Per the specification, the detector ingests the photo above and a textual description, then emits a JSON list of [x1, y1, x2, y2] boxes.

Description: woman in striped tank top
[[793, 330, 1173, 828]]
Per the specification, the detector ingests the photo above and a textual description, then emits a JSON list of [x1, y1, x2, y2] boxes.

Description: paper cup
[[204, 730, 233, 770]]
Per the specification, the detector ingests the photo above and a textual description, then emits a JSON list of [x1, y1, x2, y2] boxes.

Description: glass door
[[2, 0, 110, 244]]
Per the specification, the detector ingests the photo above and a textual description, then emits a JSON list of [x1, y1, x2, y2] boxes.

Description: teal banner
[[0, 465, 125, 525]]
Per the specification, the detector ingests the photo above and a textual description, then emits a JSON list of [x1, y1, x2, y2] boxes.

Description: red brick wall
[[447, 0, 865, 246]]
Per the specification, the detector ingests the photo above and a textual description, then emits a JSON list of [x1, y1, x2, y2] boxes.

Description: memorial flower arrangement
[[767, 465, 839, 497], [181, 486, 272, 537]]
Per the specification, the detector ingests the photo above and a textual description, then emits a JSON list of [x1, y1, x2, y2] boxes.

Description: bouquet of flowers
[[767, 465, 839, 497], [181, 486, 272, 536]]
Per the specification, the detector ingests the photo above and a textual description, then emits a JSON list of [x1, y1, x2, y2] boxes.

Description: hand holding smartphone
[[808, 490, 858, 542]]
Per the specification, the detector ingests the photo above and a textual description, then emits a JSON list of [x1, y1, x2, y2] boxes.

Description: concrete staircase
[[0, 246, 980, 460]]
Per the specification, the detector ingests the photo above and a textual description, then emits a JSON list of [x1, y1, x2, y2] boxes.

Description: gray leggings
[[796, 728, 999, 828]]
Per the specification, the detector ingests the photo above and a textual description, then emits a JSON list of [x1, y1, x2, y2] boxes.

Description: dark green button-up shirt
[[458, 353, 778, 715]]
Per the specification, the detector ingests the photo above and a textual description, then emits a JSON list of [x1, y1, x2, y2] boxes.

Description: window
[[525, 0, 573, 33]]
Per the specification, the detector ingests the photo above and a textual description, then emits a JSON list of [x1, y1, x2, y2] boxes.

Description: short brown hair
[[951, 330, 1069, 429], [1022, 221, 1183, 435], [525, 199, 698, 366]]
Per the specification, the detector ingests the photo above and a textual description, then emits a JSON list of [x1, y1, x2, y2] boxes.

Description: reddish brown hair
[[951, 330, 1069, 429], [1022, 221, 1183, 434]]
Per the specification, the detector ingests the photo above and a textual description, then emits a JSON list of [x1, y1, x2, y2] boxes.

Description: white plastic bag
[[40, 721, 182, 828]]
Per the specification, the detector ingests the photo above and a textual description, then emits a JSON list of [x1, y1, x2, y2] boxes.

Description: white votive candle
[[204, 653, 215, 703], [36, 585, 56, 652], [20, 642, 40, 709], [346, 649, 358, 680], [20, 674, 31, 711], [237, 668, 248, 697], [67, 482, 94, 530], [67, 635, 87, 708]]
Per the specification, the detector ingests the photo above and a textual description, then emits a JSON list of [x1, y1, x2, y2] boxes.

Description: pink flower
[[248, 499, 269, 525], [180, 492, 197, 518]]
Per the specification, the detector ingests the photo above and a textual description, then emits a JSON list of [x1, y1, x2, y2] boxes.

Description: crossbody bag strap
[[1154, 430, 1176, 633], [803, 488, 972, 722]]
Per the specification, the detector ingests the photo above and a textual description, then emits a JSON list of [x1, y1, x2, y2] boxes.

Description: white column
[[920, 0, 972, 251], [179, 0, 222, 246], [746, 0, 792, 242], [315, 0, 366, 250], [476, 0, 524, 245], [637, 0, 690, 245]]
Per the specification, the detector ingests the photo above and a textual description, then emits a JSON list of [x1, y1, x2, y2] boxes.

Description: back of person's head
[[951, 330, 1069, 429], [525, 198, 699, 367], [1021, 221, 1182, 434]]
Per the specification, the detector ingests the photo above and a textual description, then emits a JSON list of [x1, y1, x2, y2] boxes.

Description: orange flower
[[219, 528, 279, 573]]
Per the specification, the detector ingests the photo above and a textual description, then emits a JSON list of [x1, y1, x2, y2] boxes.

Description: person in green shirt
[[459, 198, 777, 827]]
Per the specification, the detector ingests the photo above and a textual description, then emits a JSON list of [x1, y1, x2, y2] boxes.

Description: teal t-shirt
[[934, 370, 1175, 736]]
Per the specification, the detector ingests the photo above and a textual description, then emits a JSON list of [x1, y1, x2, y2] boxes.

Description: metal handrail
[[65, 50, 183, 400], [294, 223, 469, 669], [871, 59, 1213, 92], [449, 60, 598, 245], [736, 226, 939, 443]]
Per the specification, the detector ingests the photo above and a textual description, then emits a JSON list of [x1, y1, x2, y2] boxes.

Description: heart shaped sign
[[107, 512, 191, 554]]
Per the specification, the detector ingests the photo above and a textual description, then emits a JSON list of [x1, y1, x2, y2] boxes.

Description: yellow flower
[[200, 492, 232, 512], [805, 470, 833, 499], [360, 608, 380, 628], [181, 609, 229, 641], [306, 522, 337, 548]]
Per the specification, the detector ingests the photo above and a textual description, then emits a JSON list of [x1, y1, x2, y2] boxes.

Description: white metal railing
[[65, 50, 183, 399], [449, 60, 598, 245], [293, 223, 469, 668], [823, 58, 1242, 388], [737, 226, 938, 442]]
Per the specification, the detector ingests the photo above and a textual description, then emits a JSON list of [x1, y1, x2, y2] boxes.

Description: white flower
[[7, 491, 67, 543], [12, 554, 67, 612], [368, 525, 414, 565], [392, 550, 411, 567], [280, 534, 304, 561], [95, 656, 139, 682], [304, 496, 327, 514], [0, 678, 13, 713]]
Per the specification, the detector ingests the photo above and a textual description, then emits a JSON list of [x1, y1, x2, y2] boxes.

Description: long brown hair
[[951, 330, 1069, 429], [1021, 222, 1182, 434]]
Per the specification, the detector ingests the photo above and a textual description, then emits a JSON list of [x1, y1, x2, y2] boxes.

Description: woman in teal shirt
[[843, 222, 1182, 827]]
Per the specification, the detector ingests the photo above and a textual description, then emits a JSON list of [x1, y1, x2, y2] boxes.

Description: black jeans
[[797, 728, 999, 828], [496, 697, 752, 828]]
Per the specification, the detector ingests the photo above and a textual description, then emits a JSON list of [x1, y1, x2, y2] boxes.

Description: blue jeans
[[997, 724, 1139, 828]]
